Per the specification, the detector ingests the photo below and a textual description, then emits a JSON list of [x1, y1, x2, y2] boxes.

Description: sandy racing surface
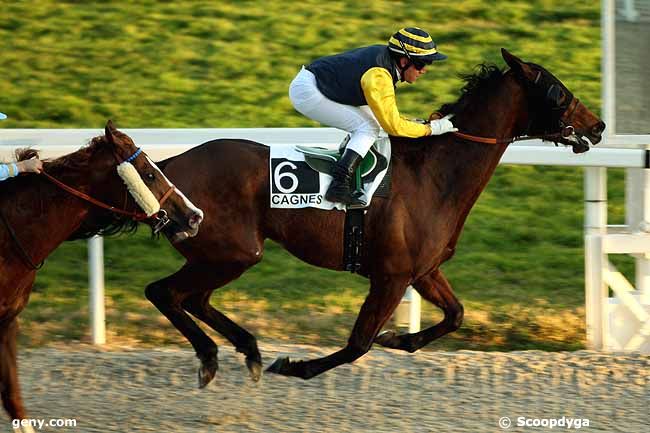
[[5, 343, 649, 432]]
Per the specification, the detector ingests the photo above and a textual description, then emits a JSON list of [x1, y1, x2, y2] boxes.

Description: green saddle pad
[[294, 145, 378, 178]]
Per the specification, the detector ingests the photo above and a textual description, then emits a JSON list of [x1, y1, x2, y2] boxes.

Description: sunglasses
[[412, 59, 430, 71], [398, 40, 431, 71]]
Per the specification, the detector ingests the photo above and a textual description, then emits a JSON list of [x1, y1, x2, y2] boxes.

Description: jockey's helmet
[[388, 27, 447, 69]]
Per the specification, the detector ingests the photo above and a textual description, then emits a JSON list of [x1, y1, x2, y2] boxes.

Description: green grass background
[[1, 1, 626, 351]]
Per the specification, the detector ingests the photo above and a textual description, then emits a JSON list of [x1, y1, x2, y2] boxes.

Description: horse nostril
[[189, 212, 203, 228], [593, 122, 605, 136]]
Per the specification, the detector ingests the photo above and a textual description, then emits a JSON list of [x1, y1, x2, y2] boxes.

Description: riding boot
[[325, 148, 363, 205]]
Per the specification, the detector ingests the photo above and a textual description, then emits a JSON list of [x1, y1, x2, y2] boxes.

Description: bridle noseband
[[1, 147, 176, 270]]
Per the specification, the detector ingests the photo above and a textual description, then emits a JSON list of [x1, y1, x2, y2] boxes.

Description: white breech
[[289, 67, 381, 157]]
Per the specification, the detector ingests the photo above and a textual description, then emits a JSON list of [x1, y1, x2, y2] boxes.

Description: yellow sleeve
[[360, 67, 431, 137]]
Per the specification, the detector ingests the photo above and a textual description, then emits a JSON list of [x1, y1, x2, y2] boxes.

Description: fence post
[[584, 234, 606, 349], [88, 235, 106, 345], [407, 286, 421, 333], [584, 167, 607, 349]]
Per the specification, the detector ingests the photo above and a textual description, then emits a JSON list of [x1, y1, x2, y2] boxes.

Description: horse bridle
[[1, 147, 176, 270], [450, 70, 584, 147]]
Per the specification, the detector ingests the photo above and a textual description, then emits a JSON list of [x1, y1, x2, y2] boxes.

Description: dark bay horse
[[0, 121, 203, 431], [152, 49, 605, 384]]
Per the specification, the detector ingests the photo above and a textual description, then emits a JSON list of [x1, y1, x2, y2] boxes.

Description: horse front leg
[[374, 269, 464, 352], [1, 317, 35, 433], [266, 275, 409, 379]]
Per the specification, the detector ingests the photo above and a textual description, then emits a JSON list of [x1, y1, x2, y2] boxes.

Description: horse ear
[[501, 48, 536, 81], [105, 120, 117, 145]]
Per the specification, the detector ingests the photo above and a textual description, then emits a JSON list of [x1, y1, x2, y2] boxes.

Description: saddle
[[294, 140, 390, 273], [295, 144, 388, 208]]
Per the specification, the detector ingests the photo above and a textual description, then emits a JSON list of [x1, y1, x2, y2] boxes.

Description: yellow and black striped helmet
[[388, 27, 447, 64]]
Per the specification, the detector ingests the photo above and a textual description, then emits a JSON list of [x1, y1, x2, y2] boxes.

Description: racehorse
[[0, 121, 203, 432], [151, 49, 605, 385]]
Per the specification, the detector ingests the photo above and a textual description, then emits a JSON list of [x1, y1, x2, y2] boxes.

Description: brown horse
[[151, 49, 605, 385], [0, 121, 203, 431]]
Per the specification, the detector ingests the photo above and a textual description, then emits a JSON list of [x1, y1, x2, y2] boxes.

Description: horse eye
[[145, 173, 155, 181]]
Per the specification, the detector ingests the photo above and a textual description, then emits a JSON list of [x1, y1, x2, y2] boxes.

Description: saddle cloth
[[268, 137, 391, 210]]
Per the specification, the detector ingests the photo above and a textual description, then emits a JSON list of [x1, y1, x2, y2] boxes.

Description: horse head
[[502, 48, 606, 154], [91, 120, 203, 243]]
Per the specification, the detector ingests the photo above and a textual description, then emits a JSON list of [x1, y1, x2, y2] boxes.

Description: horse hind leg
[[266, 275, 409, 379], [374, 269, 464, 353], [1, 317, 35, 433], [145, 265, 222, 389], [183, 292, 262, 382]]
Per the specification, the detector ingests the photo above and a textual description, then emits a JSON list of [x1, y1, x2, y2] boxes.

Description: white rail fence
[[1, 129, 650, 350]]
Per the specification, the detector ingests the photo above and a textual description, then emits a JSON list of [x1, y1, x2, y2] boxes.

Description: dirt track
[[4, 344, 648, 432]]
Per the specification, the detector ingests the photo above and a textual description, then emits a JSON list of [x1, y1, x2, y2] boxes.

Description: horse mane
[[15, 148, 40, 162], [437, 64, 505, 116], [44, 135, 105, 175], [390, 64, 506, 172]]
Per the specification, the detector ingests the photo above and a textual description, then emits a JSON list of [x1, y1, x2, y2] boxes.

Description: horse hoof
[[375, 330, 398, 347], [246, 357, 263, 382], [15, 423, 37, 433], [266, 356, 290, 375], [198, 359, 218, 389]]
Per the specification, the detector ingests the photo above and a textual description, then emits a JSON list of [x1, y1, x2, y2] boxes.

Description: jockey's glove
[[429, 114, 458, 135]]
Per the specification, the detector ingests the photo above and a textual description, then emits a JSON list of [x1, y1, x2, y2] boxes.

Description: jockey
[[0, 112, 43, 181], [289, 27, 457, 205]]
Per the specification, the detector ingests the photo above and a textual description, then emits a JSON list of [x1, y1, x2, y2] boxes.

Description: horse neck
[[432, 74, 527, 186], [2, 150, 106, 266], [392, 76, 529, 231]]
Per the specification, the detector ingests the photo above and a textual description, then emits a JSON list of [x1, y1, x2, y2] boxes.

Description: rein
[[452, 128, 573, 145], [1, 147, 176, 270], [41, 145, 176, 221], [451, 91, 582, 146], [40, 171, 175, 221], [0, 208, 44, 270]]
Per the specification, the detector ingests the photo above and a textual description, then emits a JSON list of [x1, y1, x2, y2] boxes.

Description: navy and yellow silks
[[306, 45, 431, 137]]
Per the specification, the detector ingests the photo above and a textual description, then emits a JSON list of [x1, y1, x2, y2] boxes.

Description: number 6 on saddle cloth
[[269, 136, 391, 211]]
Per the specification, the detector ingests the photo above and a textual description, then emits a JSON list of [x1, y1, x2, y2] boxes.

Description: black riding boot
[[325, 148, 363, 205]]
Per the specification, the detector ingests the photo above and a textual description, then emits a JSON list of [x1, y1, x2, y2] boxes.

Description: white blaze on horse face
[[144, 155, 204, 221]]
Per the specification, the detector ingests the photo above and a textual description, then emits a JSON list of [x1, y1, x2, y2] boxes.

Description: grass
[[1, 1, 617, 351]]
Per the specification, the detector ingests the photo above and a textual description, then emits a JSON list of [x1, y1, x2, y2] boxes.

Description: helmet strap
[[397, 60, 410, 82], [396, 40, 415, 81]]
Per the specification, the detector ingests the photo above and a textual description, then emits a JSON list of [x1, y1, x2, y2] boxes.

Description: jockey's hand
[[429, 114, 458, 135], [18, 158, 43, 174], [428, 111, 443, 121]]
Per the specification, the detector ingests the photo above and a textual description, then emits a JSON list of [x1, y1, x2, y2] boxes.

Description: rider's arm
[[0, 163, 19, 181], [360, 67, 432, 137]]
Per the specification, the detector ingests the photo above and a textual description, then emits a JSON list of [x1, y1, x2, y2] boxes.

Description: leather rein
[[1, 147, 176, 270], [40, 171, 175, 221], [450, 84, 582, 146]]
